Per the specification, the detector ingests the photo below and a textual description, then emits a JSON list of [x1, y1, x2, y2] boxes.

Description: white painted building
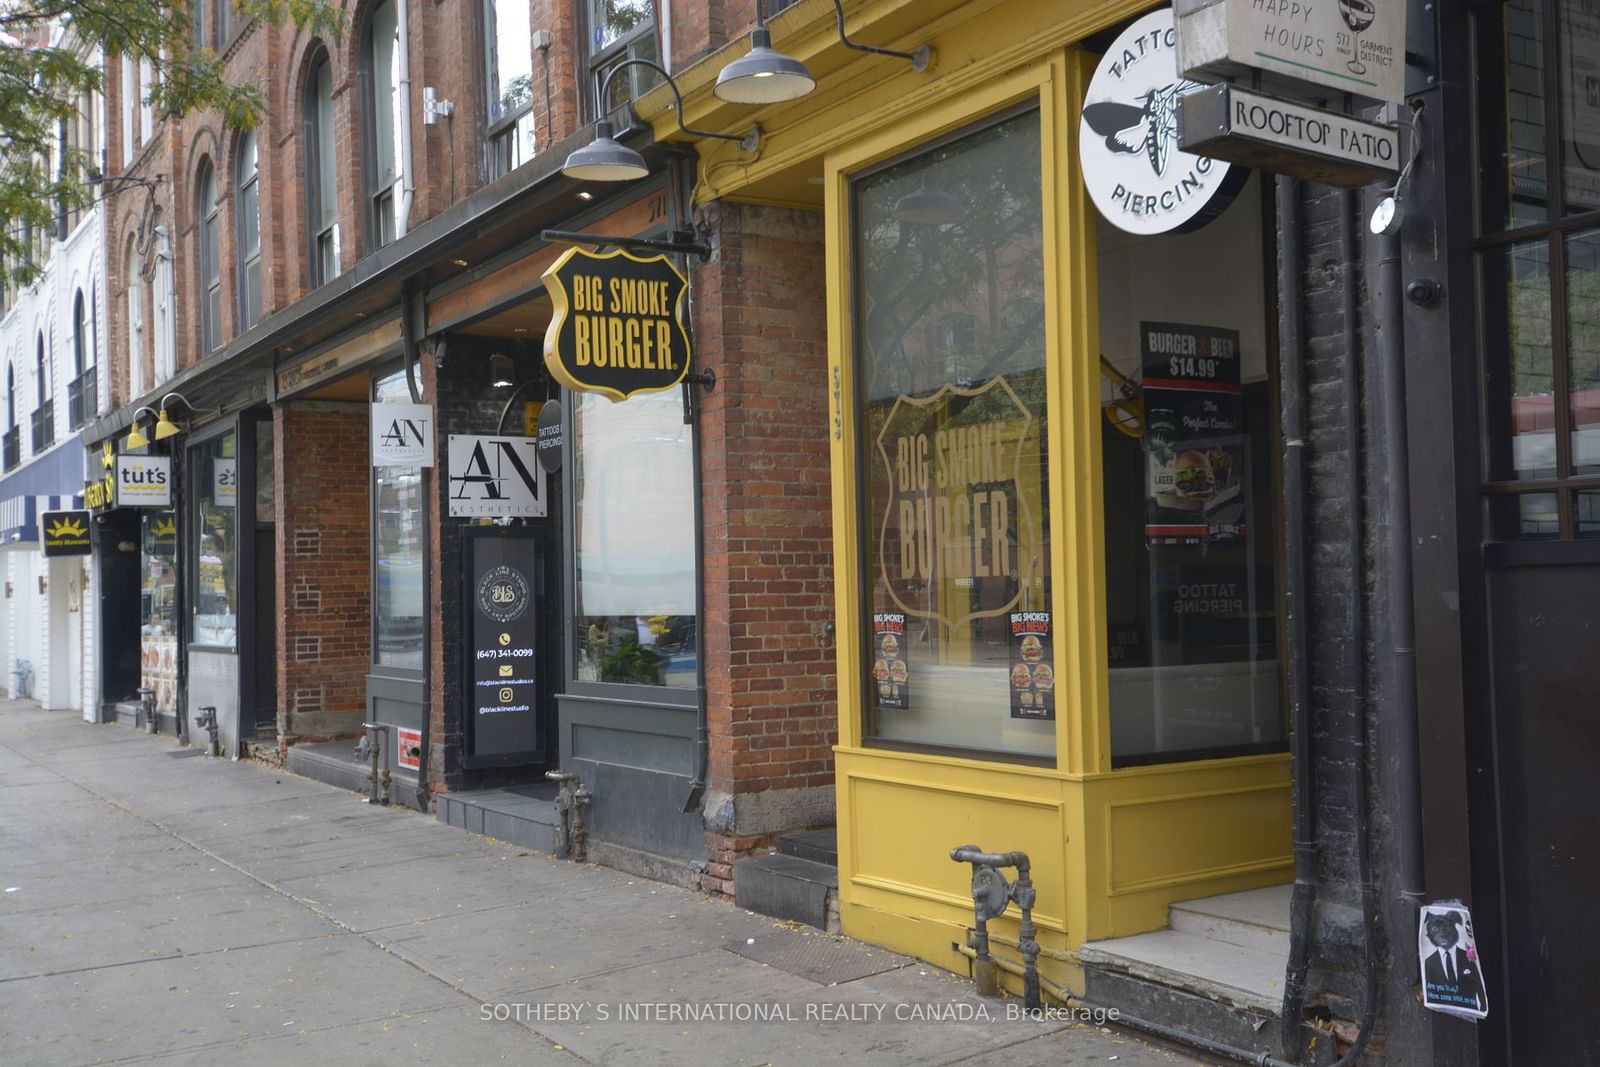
[[0, 34, 107, 719]]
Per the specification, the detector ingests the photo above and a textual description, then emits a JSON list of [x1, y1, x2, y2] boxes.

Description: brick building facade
[[65, 0, 1596, 1063]]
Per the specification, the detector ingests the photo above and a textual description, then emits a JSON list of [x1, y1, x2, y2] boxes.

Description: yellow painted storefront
[[653, 0, 1292, 997]]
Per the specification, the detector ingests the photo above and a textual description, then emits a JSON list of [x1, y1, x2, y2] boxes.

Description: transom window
[[1477, 0, 1600, 539]]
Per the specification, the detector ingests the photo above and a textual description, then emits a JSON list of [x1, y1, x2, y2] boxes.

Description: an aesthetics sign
[[1174, 0, 1406, 105], [1080, 8, 1242, 235]]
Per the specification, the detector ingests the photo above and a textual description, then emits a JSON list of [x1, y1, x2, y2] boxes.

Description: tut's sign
[[40, 510, 92, 557], [116, 455, 171, 507], [88, 452, 172, 509], [542, 247, 691, 401]]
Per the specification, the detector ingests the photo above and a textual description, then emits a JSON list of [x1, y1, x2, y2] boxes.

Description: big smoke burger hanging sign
[[1079, 8, 1243, 235], [543, 247, 692, 402]]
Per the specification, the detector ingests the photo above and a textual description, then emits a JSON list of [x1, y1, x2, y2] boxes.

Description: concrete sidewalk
[[0, 702, 1208, 1066]]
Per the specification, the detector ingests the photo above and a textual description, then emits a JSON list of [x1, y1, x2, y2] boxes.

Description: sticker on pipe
[[1079, 8, 1245, 235]]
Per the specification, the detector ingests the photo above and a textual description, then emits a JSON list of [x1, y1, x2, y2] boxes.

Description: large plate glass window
[[853, 107, 1053, 762], [192, 431, 238, 647], [1478, 0, 1600, 539], [572, 389, 695, 686], [141, 507, 179, 713], [374, 367, 425, 668], [1094, 175, 1285, 766]]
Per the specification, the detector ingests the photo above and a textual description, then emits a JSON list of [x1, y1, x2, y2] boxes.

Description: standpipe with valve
[[547, 770, 591, 860], [362, 723, 393, 806], [950, 845, 1042, 1013]]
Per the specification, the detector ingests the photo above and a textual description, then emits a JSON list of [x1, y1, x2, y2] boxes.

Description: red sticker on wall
[[397, 728, 422, 770]]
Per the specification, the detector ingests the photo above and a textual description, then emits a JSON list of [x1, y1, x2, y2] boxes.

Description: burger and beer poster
[[1009, 612, 1055, 720], [1140, 322, 1247, 547], [872, 612, 910, 711]]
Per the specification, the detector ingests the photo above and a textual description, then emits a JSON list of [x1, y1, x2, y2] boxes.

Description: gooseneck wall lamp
[[563, 7, 935, 182], [125, 406, 159, 450], [563, 58, 765, 182], [714, 0, 816, 104]]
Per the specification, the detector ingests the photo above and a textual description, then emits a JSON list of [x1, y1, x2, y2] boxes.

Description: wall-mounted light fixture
[[490, 353, 516, 389], [149, 391, 216, 443], [829, 0, 933, 73], [125, 405, 158, 449], [714, 1, 815, 104], [563, 59, 762, 182]]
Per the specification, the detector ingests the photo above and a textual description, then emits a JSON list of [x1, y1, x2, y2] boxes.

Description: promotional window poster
[[1418, 902, 1489, 1021], [1141, 322, 1247, 547], [872, 612, 910, 711], [1009, 612, 1055, 720]]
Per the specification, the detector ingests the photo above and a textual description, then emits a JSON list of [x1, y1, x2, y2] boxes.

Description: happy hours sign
[[542, 246, 692, 402]]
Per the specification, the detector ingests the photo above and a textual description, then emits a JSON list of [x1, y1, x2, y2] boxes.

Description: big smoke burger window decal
[[1079, 8, 1245, 235]]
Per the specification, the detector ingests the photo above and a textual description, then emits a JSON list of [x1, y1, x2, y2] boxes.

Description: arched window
[[362, 0, 405, 248], [126, 243, 145, 398], [70, 288, 95, 428], [153, 218, 174, 382], [305, 53, 339, 285], [33, 330, 51, 451], [5, 362, 15, 469], [236, 131, 261, 329], [198, 162, 221, 353], [72, 290, 87, 377]]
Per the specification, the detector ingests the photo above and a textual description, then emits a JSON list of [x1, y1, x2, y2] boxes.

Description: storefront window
[[374, 368, 424, 669], [573, 389, 696, 687], [1095, 176, 1285, 765], [141, 508, 178, 712], [854, 108, 1053, 761], [192, 431, 238, 647]]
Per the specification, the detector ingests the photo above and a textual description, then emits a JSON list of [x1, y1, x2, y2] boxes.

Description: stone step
[[287, 740, 371, 796], [734, 852, 840, 933], [1079, 929, 1286, 1016], [776, 827, 837, 867], [1169, 884, 1293, 956], [436, 786, 560, 854]]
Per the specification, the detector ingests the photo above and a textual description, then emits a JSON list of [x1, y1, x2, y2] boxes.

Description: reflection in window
[[574, 389, 695, 687], [855, 109, 1053, 761], [1096, 175, 1285, 766], [374, 368, 424, 668], [192, 432, 238, 647], [142, 509, 179, 712], [484, 0, 536, 178], [1567, 230, 1600, 474], [587, 0, 658, 115]]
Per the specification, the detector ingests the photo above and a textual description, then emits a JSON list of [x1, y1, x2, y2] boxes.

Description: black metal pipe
[[403, 292, 435, 811], [1375, 183, 1427, 910], [673, 152, 712, 818], [1333, 186, 1378, 1067], [1275, 175, 1319, 1058]]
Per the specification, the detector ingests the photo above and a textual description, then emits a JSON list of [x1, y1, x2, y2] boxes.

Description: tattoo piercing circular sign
[[542, 246, 692, 402], [1079, 8, 1242, 235]]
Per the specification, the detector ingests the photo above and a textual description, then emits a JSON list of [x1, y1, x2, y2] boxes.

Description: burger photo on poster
[[1173, 450, 1214, 499]]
